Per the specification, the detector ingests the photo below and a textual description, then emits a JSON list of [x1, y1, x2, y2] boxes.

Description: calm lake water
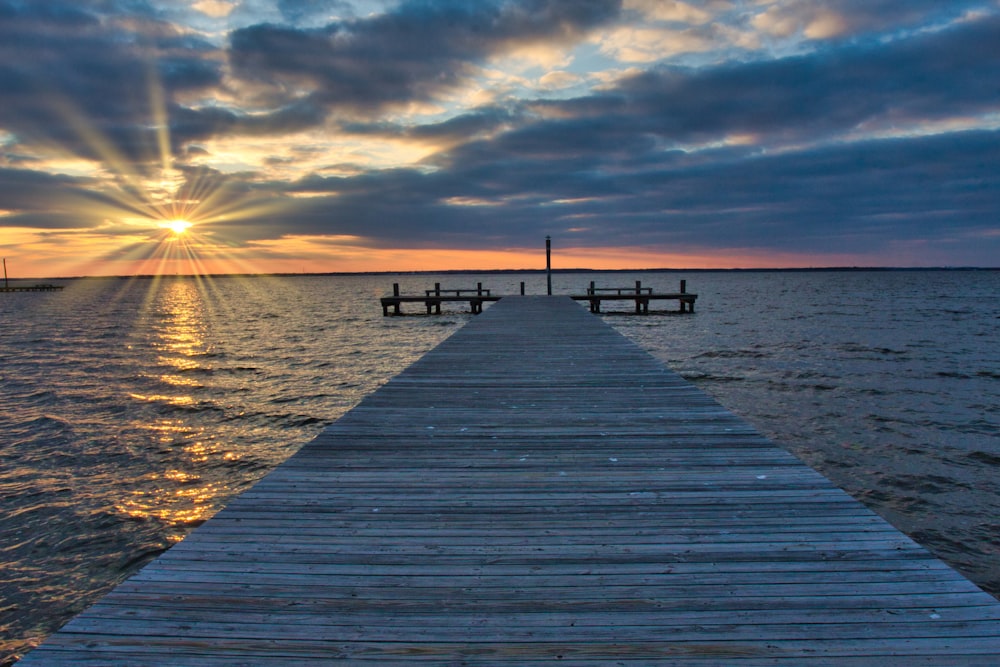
[[2, 270, 998, 663]]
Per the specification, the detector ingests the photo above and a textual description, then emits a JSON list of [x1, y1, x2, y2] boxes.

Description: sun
[[161, 219, 193, 235]]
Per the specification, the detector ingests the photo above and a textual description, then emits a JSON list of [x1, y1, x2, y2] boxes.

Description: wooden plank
[[20, 296, 1000, 665]]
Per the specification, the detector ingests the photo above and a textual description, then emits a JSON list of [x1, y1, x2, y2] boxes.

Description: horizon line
[[7, 266, 999, 281]]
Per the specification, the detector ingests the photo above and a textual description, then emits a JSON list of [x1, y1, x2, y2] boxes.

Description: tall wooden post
[[545, 236, 552, 296], [391, 283, 401, 315], [520, 281, 525, 295]]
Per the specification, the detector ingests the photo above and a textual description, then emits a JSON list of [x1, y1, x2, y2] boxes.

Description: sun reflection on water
[[117, 279, 238, 531]]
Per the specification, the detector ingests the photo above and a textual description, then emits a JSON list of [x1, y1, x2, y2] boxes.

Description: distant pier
[[382, 280, 697, 315], [573, 279, 696, 313], [0, 258, 63, 292], [0, 283, 64, 293], [22, 296, 1000, 664], [381, 282, 500, 315]]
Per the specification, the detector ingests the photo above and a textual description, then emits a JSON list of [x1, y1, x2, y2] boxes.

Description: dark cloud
[[0, 168, 93, 220], [168, 97, 328, 147], [0, 167, 136, 231], [229, 0, 621, 115], [247, 127, 998, 262], [232, 13, 1000, 259], [555, 13, 1000, 151], [0, 0, 221, 162]]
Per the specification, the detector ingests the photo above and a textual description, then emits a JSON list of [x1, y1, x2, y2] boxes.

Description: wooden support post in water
[[680, 279, 688, 313], [391, 283, 401, 315], [545, 236, 552, 296], [520, 282, 525, 296], [635, 280, 643, 314]]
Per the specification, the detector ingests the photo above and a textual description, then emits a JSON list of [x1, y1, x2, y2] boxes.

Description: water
[[2, 270, 998, 663]]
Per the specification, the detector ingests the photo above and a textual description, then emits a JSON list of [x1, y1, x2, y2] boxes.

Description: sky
[[1, 0, 999, 277]]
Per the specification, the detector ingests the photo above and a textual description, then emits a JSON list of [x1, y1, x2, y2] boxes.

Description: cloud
[[624, 0, 713, 25], [227, 0, 622, 116], [192, 0, 238, 19], [597, 25, 725, 62], [247, 126, 999, 261], [582, 14, 1000, 149], [213, 14, 1000, 260], [0, 1, 221, 162], [538, 70, 583, 90], [750, 0, 988, 43], [0, 168, 95, 223]]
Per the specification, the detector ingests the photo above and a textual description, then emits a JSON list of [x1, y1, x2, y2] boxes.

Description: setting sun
[[162, 220, 193, 235]]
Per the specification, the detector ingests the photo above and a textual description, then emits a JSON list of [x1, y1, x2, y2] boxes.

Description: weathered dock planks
[[21, 296, 1000, 665]]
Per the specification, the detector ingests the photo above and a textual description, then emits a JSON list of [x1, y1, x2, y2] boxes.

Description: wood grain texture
[[22, 296, 1000, 665]]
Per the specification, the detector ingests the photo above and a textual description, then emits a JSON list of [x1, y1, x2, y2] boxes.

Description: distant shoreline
[[10, 266, 1000, 281]]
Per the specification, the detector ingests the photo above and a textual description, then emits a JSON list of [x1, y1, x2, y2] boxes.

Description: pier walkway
[[23, 297, 1000, 664]]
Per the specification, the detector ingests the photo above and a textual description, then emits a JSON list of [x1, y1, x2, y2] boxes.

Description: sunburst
[[161, 219, 193, 235]]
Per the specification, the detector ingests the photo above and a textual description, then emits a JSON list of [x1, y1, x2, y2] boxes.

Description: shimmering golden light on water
[[128, 392, 196, 407], [158, 373, 202, 388], [115, 467, 221, 528]]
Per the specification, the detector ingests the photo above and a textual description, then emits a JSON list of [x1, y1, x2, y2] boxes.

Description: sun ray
[[12, 48, 308, 281]]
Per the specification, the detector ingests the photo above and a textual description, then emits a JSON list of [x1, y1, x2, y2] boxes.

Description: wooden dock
[[0, 284, 64, 292], [382, 281, 697, 315], [1, 259, 64, 292], [381, 283, 501, 315], [570, 280, 696, 314], [22, 296, 1000, 664]]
